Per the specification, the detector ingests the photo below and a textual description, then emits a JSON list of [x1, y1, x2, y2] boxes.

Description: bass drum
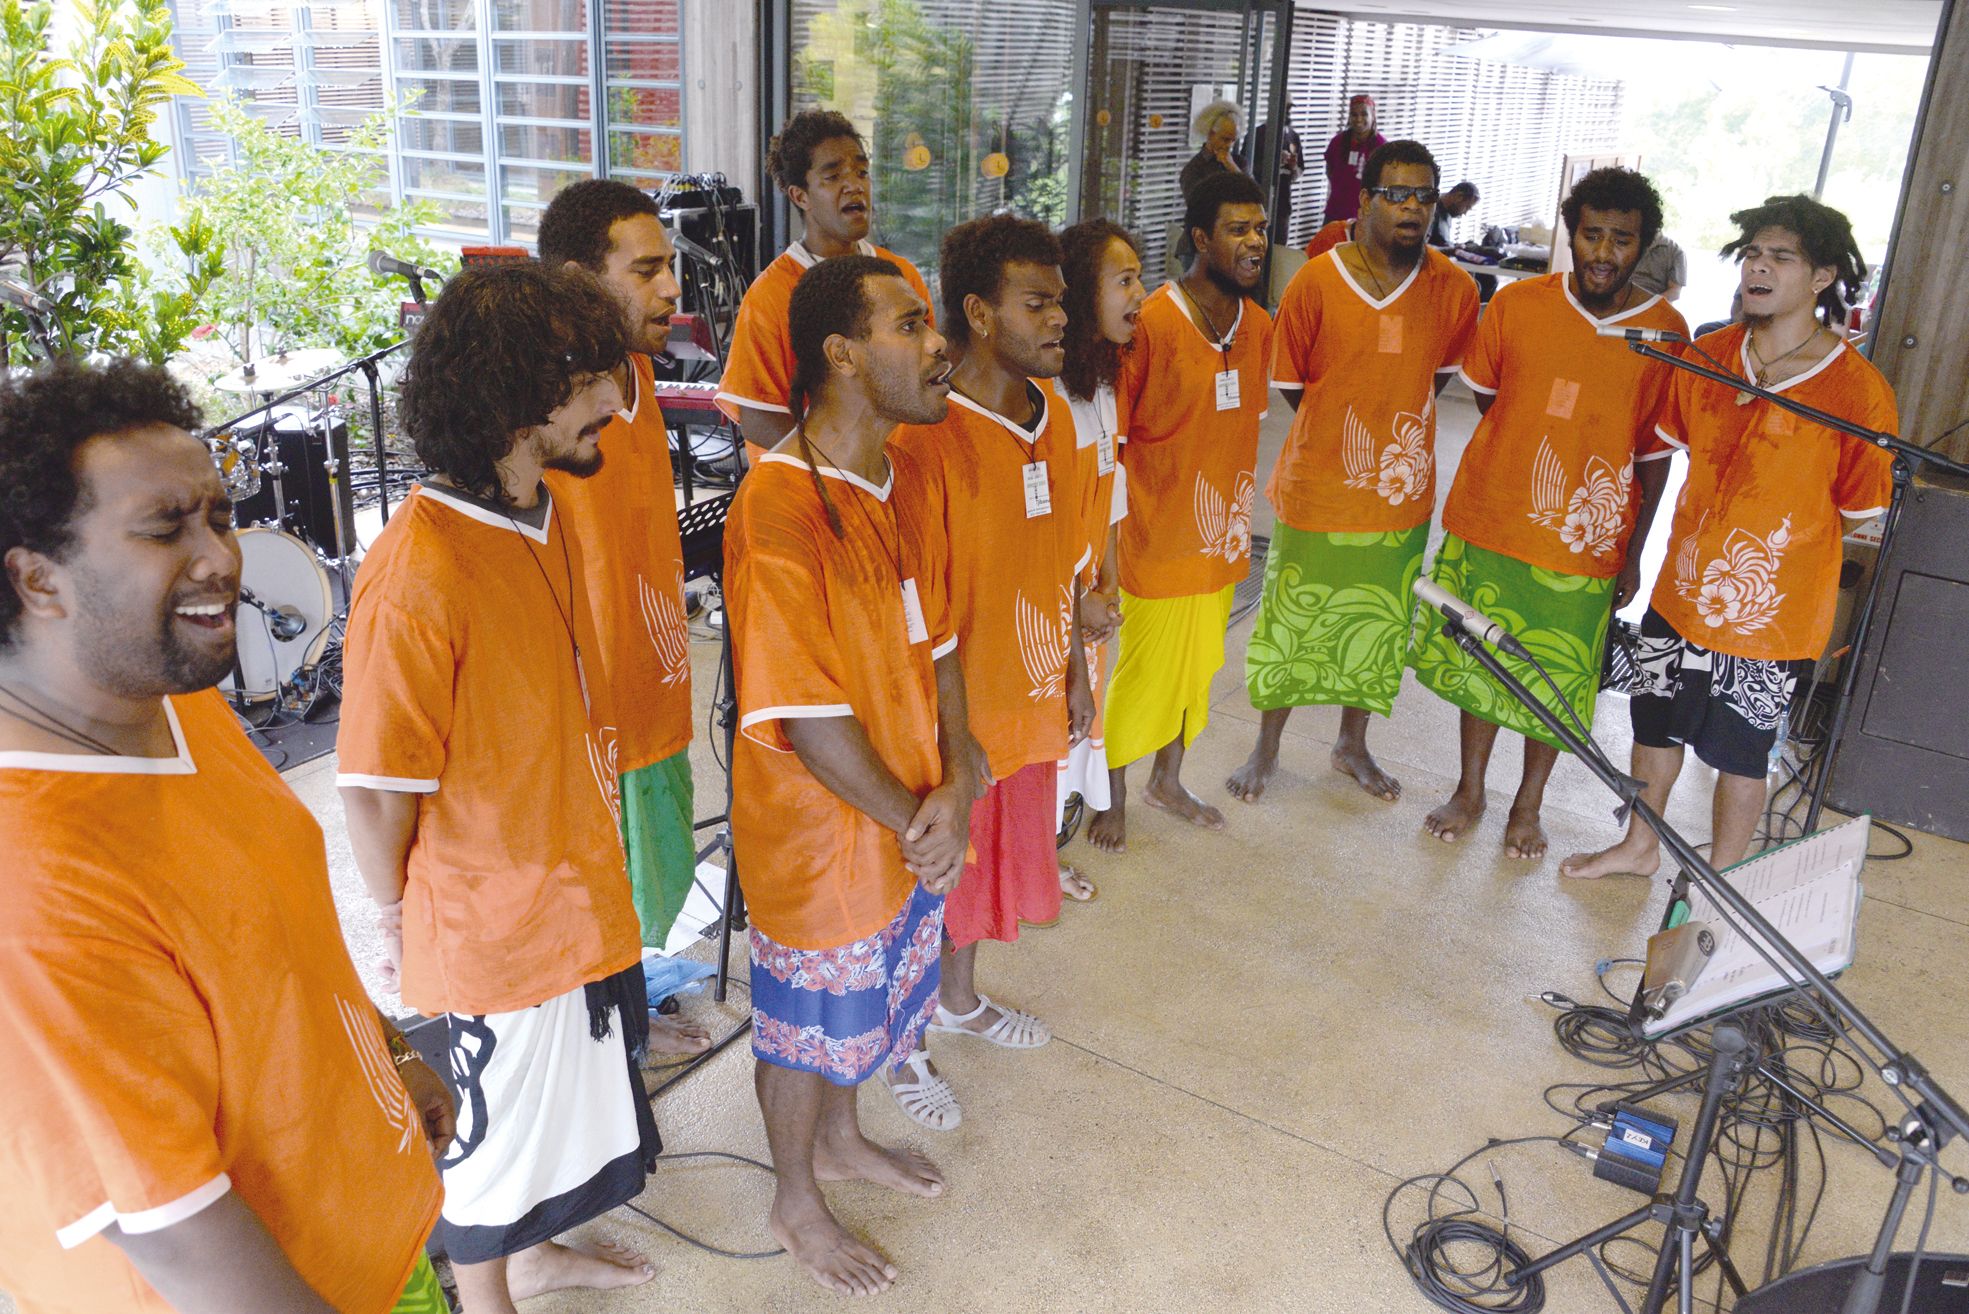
[[223, 527, 333, 703]]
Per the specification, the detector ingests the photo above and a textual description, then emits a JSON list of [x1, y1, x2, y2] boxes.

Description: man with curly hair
[[337, 265, 662, 1312], [1408, 167, 1687, 862], [0, 358, 451, 1313], [717, 109, 936, 462], [1230, 140, 1478, 808], [536, 181, 712, 1059], [1563, 195, 1893, 879]]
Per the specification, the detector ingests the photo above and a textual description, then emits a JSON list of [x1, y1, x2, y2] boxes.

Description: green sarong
[[1245, 522, 1429, 716], [1408, 533, 1614, 750], [390, 1253, 446, 1314], [622, 749, 696, 947]]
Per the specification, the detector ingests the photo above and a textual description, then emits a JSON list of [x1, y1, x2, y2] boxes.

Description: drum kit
[[206, 348, 360, 714]]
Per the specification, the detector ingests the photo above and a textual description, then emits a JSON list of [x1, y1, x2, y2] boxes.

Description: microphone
[[1413, 577, 1529, 658], [1594, 325, 1686, 343], [0, 276, 55, 316], [670, 232, 724, 268], [1636, 920, 1717, 1023], [367, 250, 440, 282], [239, 587, 307, 642]]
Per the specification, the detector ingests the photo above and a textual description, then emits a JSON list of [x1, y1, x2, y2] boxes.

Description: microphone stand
[[1621, 341, 1969, 835], [1424, 605, 1969, 1313]]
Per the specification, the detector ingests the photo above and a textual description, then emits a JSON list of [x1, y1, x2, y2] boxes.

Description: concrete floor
[[16, 389, 1964, 1313]]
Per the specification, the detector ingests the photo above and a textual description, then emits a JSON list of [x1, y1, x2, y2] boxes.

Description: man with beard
[[718, 109, 937, 463], [536, 184, 712, 1057], [1410, 167, 1686, 860], [890, 215, 1094, 1119], [1563, 195, 1892, 879], [1230, 140, 1478, 807], [0, 359, 450, 1313], [1321, 94, 1386, 224], [1096, 171, 1274, 850], [338, 266, 661, 1314], [727, 254, 978, 1296]]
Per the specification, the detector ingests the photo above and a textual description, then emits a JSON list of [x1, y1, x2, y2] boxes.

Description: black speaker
[[1826, 469, 1969, 842], [232, 407, 357, 557], [1734, 1253, 1969, 1311]]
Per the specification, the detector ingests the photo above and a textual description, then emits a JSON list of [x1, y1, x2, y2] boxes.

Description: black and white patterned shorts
[[1628, 607, 1811, 780]]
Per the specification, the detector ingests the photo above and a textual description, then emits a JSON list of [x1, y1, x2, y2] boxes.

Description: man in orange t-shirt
[[1410, 167, 1687, 862], [1230, 140, 1478, 808], [338, 267, 661, 1311], [893, 215, 1094, 1095], [1565, 196, 1893, 879], [728, 254, 979, 1297], [538, 183, 711, 1058], [716, 109, 936, 464], [1100, 171, 1274, 851], [0, 359, 448, 1314]]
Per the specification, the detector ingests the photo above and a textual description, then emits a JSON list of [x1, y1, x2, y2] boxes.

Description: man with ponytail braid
[[1563, 194, 1894, 881], [725, 253, 980, 1297]]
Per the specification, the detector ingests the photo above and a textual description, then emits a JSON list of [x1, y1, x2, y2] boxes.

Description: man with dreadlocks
[[1563, 194, 1893, 880], [718, 109, 937, 463], [890, 214, 1095, 1117], [726, 254, 977, 1296], [338, 266, 660, 1313]]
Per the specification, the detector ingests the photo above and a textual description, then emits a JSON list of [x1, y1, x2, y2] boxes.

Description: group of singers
[[0, 99, 1893, 1311]]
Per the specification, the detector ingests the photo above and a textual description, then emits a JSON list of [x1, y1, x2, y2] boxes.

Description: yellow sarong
[[1103, 584, 1235, 769]]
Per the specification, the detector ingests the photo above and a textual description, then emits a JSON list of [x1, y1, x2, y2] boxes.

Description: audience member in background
[[1563, 195, 1893, 879], [536, 182, 712, 1059], [0, 359, 449, 1314], [1231, 140, 1478, 807], [339, 266, 660, 1314], [1179, 100, 1245, 202], [1053, 218, 1146, 881], [1428, 181, 1480, 247], [727, 254, 977, 1296], [1235, 96, 1306, 236], [1100, 172, 1274, 847], [720, 109, 936, 463], [1410, 167, 1686, 860], [1321, 94, 1387, 224], [1630, 232, 1687, 302]]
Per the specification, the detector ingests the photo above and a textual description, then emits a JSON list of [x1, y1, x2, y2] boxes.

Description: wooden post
[[1869, 0, 1969, 463]]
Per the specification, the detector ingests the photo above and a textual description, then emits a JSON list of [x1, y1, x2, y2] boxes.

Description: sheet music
[[1643, 815, 1869, 1037]]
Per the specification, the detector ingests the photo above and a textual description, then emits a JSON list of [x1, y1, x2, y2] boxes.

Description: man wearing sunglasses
[[1230, 140, 1478, 808]]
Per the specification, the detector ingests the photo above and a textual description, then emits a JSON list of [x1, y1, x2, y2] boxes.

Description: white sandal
[[886, 1051, 962, 1131], [927, 994, 1051, 1049]]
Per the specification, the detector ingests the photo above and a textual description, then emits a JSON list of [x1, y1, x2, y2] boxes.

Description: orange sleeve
[[0, 916, 228, 1248], [335, 594, 452, 792], [717, 276, 795, 416], [895, 452, 957, 659], [1458, 283, 1505, 394], [1653, 359, 1691, 452], [1439, 273, 1480, 373], [1833, 380, 1897, 517], [900, 257, 938, 327], [1271, 271, 1320, 390], [1114, 319, 1154, 451], [731, 504, 854, 752]]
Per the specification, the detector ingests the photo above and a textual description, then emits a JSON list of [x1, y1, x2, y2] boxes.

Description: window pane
[[397, 77, 482, 114], [392, 0, 475, 31], [601, 0, 678, 39], [498, 80, 592, 119], [504, 203, 546, 245], [493, 37, 588, 78], [499, 123, 593, 162], [402, 155, 488, 197], [423, 196, 492, 236], [492, 0, 585, 32], [396, 35, 477, 73], [602, 40, 679, 83], [500, 162, 592, 209], [607, 128, 679, 174], [604, 84, 679, 130], [401, 117, 486, 155]]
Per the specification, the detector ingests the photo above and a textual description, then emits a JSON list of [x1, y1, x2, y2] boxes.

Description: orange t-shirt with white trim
[[1444, 273, 1690, 577], [892, 383, 1086, 780], [1305, 218, 1352, 259], [726, 454, 957, 949], [1112, 282, 1274, 599], [546, 352, 693, 774], [336, 484, 642, 1016], [716, 239, 936, 457], [1268, 246, 1479, 533], [1054, 378, 1127, 590], [0, 690, 441, 1314], [1648, 323, 1895, 662]]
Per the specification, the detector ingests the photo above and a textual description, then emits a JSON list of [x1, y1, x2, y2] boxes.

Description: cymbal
[[214, 348, 346, 395]]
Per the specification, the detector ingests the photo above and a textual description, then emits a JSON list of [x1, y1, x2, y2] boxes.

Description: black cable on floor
[[618, 1151, 786, 1260]]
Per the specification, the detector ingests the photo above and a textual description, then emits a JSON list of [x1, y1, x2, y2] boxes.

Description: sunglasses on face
[[1368, 185, 1440, 205]]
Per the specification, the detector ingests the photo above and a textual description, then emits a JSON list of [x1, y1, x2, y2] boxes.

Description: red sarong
[[944, 761, 1061, 948]]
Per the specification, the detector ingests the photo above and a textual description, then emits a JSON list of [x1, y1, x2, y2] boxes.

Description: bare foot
[[1087, 804, 1126, 853], [505, 1239, 655, 1301], [1559, 837, 1659, 880], [815, 1130, 946, 1198], [1225, 748, 1278, 803], [644, 1013, 713, 1058], [1141, 777, 1227, 829], [769, 1195, 898, 1296], [1423, 789, 1486, 842], [1058, 865, 1097, 901], [1332, 741, 1401, 801], [1504, 806, 1548, 860]]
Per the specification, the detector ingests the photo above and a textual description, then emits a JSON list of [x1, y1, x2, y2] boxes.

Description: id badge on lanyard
[[1096, 426, 1116, 475], [1215, 368, 1241, 412], [900, 577, 929, 644], [1022, 461, 1052, 518]]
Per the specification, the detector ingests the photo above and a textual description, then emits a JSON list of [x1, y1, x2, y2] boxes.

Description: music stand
[[678, 492, 746, 1003]]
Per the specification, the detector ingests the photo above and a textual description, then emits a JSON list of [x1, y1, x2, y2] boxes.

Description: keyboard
[[651, 379, 724, 426]]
